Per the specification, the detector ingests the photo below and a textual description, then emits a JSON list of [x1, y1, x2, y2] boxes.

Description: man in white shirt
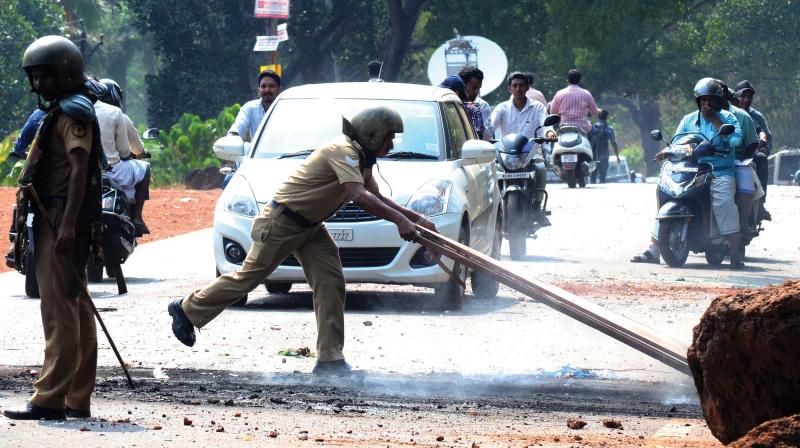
[[489, 72, 549, 209], [95, 80, 152, 236], [228, 70, 281, 141]]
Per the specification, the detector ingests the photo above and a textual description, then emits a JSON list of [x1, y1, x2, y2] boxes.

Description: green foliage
[[620, 145, 645, 174], [0, 0, 66, 138], [146, 104, 239, 186], [0, 132, 24, 187]]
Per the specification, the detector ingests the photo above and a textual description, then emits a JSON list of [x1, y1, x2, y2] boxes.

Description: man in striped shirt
[[550, 69, 599, 134]]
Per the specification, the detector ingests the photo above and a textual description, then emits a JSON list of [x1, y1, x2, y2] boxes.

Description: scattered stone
[[249, 393, 260, 399], [688, 281, 800, 444], [207, 399, 220, 404], [728, 414, 800, 447], [269, 430, 279, 438], [471, 443, 480, 448], [314, 438, 324, 442], [567, 418, 587, 430], [603, 419, 623, 429], [436, 435, 445, 441], [363, 321, 373, 326], [79, 426, 90, 432], [298, 434, 308, 441], [270, 397, 287, 405], [216, 426, 225, 433], [224, 399, 234, 406], [152, 424, 162, 430], [574, 435, 583, 441], [183, 417, 192, 426]]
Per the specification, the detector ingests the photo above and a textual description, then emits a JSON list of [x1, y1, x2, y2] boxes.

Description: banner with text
[[253, 36, 280, 52], [277, 23, 289, 42], [254, 0, 290, 19]]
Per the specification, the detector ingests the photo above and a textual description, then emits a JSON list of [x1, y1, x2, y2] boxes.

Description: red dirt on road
[[1, 186, 222, 273]]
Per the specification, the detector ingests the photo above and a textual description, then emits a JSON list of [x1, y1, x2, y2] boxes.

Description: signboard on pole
[[253, 36, 280, 52], [277, 23, 289, 42], [260, 64, 282, 77], [254, 0, 290, 19]]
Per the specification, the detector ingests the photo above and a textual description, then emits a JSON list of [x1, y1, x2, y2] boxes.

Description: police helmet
[[21, 35, 85, 96], [343, 106, 404, 152]]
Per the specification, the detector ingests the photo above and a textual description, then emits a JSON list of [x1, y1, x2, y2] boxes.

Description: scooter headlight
[[219, 175, 258, 217], [407, 180, 452, 217]]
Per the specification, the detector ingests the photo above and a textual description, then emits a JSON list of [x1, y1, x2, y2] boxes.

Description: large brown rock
[[687, 280, 800, 444], [184, 166, 224, 190], [728, 414, 800, 448]]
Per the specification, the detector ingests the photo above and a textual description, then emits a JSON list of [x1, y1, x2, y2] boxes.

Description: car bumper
[[213, 208, 463, 286]]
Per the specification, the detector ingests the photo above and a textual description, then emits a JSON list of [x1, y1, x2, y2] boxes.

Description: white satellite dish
[[427, 34, 508, 96]]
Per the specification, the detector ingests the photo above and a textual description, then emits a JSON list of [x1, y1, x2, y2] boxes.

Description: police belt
[[269, 200, 318, 228]]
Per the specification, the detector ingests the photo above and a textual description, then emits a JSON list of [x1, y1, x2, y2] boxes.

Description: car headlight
[[407, 180, 452, 217], [220, 175, 258, 217]]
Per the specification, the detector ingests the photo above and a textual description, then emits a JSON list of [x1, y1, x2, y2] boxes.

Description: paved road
[[2, 183, 796, 380]]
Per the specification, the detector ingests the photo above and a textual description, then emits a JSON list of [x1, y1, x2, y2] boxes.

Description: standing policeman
[[4, 36, 104, 420], [169, 107, 437, 375]]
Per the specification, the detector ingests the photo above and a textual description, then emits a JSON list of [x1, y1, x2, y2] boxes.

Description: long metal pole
[[24, 185, 135, 389], [414, 225, 691, 376]]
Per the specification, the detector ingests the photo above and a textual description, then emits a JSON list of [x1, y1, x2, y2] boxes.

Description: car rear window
[[253, 99, 441, 159]]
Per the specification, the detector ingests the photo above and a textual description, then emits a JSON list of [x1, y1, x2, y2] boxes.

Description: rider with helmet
[[4, 36, 104, 421], [95, 78, 152, 236], [632, 78, 744, 268], [167, 106, 438, 376]]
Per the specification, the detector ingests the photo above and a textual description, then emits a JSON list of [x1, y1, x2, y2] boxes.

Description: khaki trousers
[[182, 205, 346, 362], [31, 204, 97, 411]]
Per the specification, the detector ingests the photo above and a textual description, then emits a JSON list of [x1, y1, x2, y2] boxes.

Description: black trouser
[[591, 156, 609, 184], [754, 152, 768, 201]]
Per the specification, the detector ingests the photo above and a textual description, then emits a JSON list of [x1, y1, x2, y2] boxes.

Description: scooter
[[650, 124, 762, 267], [495, 115, 560, 260], [551, 125, 595, 188]]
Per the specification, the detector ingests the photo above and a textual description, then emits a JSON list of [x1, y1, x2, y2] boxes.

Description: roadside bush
[[0, 132, 24, 187], [620, 145, 645, 174], [145, 104, 239, 186]]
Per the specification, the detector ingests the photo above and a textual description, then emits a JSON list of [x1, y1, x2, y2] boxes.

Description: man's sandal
[[630, 250, 659, 264]]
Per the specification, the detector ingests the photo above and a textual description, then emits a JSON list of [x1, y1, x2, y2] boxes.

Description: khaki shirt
[[33, 113, 93, 198], [272, 136, 380, 224]]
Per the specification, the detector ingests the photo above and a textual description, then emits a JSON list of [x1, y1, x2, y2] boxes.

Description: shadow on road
[[234, 289, 520, 316]]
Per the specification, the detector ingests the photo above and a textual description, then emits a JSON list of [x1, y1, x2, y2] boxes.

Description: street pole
[[267, 18, 278, 68]]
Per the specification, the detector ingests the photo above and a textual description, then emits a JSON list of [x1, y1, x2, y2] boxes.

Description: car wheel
[[471, 213, 500, 299], [434, 224, 468, 310], [25, 250, 39, 299], [87, 254, 104, 283], [565, 169, 577, 188], [266, 281, 292, 294], [216, 268, 248, 307]]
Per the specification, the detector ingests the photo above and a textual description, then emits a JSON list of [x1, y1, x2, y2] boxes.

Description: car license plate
[[561, 154, 578, 163], [328, 228, 353, 241], [497, 172, 531, 179]]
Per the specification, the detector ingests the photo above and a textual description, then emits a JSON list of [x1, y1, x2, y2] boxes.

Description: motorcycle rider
[[488, 72, 548, 209], [631, 78, 744, 269], [97, 78, 152, 236], [550, 69, 599, 135], [732, 80, 772, 221]]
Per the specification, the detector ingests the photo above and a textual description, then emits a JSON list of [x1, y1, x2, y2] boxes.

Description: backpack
[[589, 122, 609, 157]]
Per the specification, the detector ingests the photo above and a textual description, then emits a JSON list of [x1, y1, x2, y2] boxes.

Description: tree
[[381, 0, 431, 81], [0, 0, 65, 138]]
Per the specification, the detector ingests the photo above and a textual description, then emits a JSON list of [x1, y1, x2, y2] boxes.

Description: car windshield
[[253, 98, 441, 159]]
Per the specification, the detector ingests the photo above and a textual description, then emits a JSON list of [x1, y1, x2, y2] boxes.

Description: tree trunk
[[382, 0, 430, 81], [606, 96, 663, 175]]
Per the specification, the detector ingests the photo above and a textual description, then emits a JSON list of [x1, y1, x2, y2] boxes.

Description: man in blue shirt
[[9, 108, 47, 160], [632, 78, 745, 268], [732, 80, 772, 221], [228, 70, 281, 141]]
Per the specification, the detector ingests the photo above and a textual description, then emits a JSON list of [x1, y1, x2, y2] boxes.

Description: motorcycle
[[649, 124, 763, 267], [495, 114, 560, 260], [551, 125, 595, 188]]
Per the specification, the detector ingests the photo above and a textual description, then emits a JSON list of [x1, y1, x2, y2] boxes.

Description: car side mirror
[[650, 130, 663, 141], [213, 135, 246, 163], [719, 123, 735, 136], [142, 128, 160, 140], [461, 139, 496, 162], [543, 114, 561, 127]]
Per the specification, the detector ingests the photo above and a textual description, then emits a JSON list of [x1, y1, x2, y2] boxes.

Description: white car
[[212, 82, 502, 309]]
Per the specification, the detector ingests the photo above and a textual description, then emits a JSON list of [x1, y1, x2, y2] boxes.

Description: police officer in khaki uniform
[[169, 107, 437, 375], [4, 36, 103, 420]]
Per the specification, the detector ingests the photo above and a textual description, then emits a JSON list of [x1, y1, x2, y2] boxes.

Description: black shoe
[[730, 258, 745, 270], [168, 299, 196, 347], [3, 402, 66, 420], [312, 360, 353, 376], [134, 221, 151, 238], [758, 207, 772, 222], [66, 406, 91, 418]]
